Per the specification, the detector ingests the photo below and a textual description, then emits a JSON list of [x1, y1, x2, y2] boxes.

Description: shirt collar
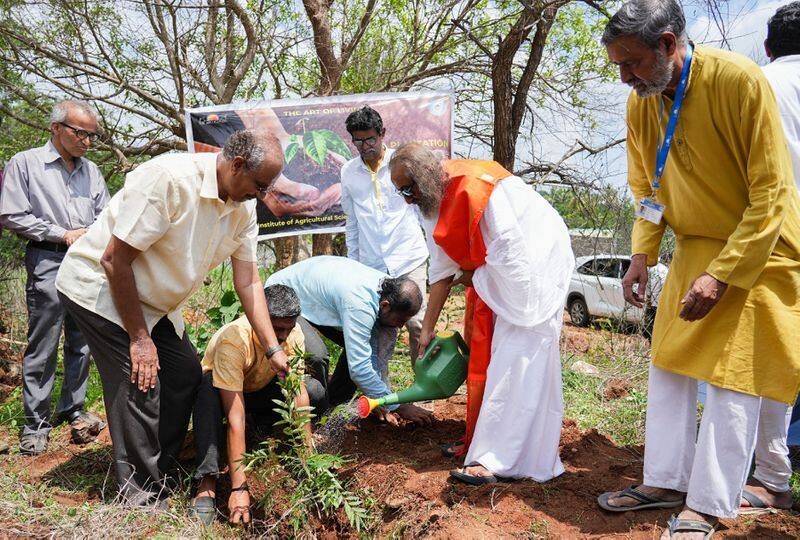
[[198, 152, 223, 200], [42, 140, 84, 171], [772, 54, 800, 66], [358, 146, 393, 173]]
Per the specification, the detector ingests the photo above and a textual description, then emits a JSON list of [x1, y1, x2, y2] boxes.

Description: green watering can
[[357, 330, 469, 417]]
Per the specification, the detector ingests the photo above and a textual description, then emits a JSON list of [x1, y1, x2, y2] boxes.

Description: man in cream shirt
[[340, 106, 429, 362], [56, 130, 290, 507]]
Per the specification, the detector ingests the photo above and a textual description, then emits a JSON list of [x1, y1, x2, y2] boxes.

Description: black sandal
[[597, 485, 685, 512], [189, 496, 216, 526]]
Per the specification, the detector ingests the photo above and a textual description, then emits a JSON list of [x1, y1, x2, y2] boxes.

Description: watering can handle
[[454, 331, 470, 357]]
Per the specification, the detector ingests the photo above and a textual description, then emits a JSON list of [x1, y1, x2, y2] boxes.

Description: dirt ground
[[3, 396, 798, 538], [330, 396, 800, 539], [1, 316, 799, 537]]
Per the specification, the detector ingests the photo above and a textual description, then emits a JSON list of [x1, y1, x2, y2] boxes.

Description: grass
[[562, 368, 648, 447]]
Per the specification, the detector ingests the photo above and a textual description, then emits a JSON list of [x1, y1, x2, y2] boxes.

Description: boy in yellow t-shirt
[[190, 284, 329, 525]]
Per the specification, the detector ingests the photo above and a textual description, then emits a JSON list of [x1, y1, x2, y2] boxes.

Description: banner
[[185, 91, 454, 239]]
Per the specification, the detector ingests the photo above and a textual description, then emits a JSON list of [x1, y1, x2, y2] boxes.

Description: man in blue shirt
[[266, 256, 432, 425]]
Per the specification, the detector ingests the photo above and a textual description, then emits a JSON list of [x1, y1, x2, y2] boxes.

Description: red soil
[[333, 397, 800, 538]]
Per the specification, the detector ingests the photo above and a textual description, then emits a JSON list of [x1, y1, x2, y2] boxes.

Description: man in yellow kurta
[[595, 1, 800, 538]]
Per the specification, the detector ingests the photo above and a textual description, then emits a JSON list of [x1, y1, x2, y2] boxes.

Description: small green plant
[[243, 347, 374, 534], [185, 288, 242, 357], [284, 128, 352, 167]]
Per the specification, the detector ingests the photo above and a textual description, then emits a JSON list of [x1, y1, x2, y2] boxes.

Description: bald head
[[389, 142, 446, 217], [218, 129, 284, 202], [377, 276, 424, 328]]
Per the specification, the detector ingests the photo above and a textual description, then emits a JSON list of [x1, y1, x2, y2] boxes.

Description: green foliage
[[285, 130, 352, 167], [542, 186, 633, 230], [243, 347, 375, 534], [185, 286, 243, 358]]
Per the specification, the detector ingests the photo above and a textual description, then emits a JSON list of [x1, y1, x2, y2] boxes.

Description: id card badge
[[636, 198, 665, 225]]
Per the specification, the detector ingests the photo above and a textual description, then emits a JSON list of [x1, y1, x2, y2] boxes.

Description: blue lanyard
[[652, 44, 694, 191]]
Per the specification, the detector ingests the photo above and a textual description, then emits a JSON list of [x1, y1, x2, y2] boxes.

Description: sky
[[528, 0, 788, 191]]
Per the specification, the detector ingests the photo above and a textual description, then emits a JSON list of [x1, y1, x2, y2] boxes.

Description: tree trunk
[[312, 233, 334, 256], [273, 236, 299, 269]]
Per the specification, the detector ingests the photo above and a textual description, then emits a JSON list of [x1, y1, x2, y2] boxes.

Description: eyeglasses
[[396, 183, 415, 197], [351, 135, 378, 147], [59, 122, 98, 142]]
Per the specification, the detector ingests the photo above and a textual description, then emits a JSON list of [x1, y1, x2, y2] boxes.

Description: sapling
[[243, 346, 374, 533]]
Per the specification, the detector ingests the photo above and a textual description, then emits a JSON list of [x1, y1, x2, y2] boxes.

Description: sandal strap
[[741, 490, 768, 509], [667, 515, 715, 535], [230, 483, 249, 493], [620, 485, 660, 504]]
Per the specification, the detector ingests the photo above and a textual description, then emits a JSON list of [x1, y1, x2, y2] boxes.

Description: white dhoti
[[644, 364, 763, 518], [464, 312, 565, 480], [423, 176, 574, 482]]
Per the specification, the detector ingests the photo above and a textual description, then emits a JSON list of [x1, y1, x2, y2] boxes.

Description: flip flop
[[665, 514, 716, 538], [189, 496, 216, 526], [740, 490, 781, 515], [440, 442, 464, 458], [450, 468, 510, 485], [597, 485, 685, 512]]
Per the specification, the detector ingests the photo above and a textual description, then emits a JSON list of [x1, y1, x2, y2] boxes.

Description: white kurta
[[424, 176, 575, 480], [762, 54, 800, 189]]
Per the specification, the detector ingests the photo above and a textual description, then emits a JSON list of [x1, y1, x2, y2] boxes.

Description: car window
[[593, 258, 621, 278], [576, 261, 594, 275]]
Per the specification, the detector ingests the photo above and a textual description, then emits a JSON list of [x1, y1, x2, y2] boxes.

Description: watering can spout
[[356, 330, 469, 418]]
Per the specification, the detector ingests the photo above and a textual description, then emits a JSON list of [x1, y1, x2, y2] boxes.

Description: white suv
[[566, 254, 668, 337]]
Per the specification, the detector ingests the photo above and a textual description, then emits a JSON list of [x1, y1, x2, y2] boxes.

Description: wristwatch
[[265, 344, 283, 358]]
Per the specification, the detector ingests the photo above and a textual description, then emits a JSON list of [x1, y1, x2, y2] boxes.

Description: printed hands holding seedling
[[258, 175, 341, 218]]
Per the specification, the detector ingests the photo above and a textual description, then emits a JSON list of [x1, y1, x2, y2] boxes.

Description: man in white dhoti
[[388, 143, 575, 484], [597, 1, 800, 538], [740, 1, 800, 513]]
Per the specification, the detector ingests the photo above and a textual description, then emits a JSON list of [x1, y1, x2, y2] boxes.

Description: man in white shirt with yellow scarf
[[340, 106, 429, 362]]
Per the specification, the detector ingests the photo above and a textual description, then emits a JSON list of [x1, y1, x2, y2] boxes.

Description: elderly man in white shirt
[[56, 130, 290, 508], [740, 0, 800, 514], [340, 106, 429, 362]]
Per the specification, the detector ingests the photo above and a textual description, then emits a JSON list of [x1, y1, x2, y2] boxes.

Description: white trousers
[[464, 312, 565, 481], [644, 364, 761, 518], [753, 399, 792, 493], [399, 262, 428, 361]]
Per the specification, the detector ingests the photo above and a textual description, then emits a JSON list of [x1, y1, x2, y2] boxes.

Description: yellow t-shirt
[[201, 315, 305, 393]]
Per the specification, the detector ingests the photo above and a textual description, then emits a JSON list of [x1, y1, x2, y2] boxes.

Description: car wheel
[[568, 297, 590, 327]]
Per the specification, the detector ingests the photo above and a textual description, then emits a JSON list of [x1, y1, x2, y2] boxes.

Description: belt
[[28, 240, 69, 253]]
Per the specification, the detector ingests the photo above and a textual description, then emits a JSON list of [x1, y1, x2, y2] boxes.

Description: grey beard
[[630, 51, 675, 98], [416, 190, 443, 218]]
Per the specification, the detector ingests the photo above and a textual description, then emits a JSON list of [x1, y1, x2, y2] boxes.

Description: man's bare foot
[[461, 464, 493, 478], [194, 476, 216, 502], [741, 478, 793, 510], [660, 507, 717, 539], [606, 484, 685, 508]]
